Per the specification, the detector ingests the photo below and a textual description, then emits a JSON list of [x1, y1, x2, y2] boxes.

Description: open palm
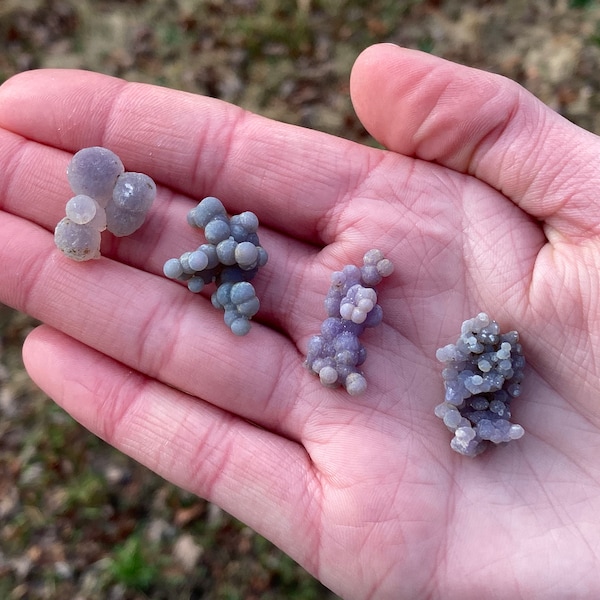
[[1, 45, 599, 599]]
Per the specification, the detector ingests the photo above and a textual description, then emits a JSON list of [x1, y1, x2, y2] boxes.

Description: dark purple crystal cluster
[[305, 249, 394, 395], [435, 312, 526, 456]]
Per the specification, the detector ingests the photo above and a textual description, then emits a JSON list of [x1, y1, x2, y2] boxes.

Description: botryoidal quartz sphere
[[162, 196, 268, 336], [55, 147, 156, 261], [305, 249, 394, 396], [435, 312, 526, 457]]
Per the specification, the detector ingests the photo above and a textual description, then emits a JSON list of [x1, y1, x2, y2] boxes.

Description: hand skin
[[1, 43, 600, 599]]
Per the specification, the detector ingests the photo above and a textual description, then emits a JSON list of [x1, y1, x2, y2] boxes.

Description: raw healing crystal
[[162, 196, 268, 336], [304, 250, 394, 395], [435, 312, 526, 457], [55, 147, 156, 261]]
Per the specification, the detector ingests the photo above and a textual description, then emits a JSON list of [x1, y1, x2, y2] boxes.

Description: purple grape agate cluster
[[435, 312, 526, 456], [305, 249, 394, 395]]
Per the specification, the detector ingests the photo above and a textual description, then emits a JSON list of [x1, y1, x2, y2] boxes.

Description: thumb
[[350, 44, 600, 243]]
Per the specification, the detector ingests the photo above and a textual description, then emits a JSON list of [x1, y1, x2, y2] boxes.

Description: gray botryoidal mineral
[[162, 196, 268, 336], [435, 312, 526, 456]]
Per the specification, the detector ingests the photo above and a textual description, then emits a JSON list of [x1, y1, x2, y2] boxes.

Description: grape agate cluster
[[435, 312, 526, 457], [163, 196, 268, 336], [305, 249, 394, 396], [54, 147, 156, 261]]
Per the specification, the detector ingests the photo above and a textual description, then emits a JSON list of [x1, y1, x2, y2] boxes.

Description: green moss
[[108, 534, 161, 592]]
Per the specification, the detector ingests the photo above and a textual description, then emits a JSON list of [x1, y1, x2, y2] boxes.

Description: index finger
[[0, 69, 375, 245]]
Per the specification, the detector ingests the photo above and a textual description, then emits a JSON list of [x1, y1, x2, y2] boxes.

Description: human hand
[[1, 44, 599, 598]]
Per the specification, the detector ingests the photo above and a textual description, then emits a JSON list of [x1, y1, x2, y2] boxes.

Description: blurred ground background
[[1, 0, 600, 598]]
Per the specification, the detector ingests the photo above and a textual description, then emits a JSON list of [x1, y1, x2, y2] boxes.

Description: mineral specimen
[[162, 196, 268, 336], [305, 249, 393, 395], [55, 147, 156, 261], [435, 312, 526, 456]]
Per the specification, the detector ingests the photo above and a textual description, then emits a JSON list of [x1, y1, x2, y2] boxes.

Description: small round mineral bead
[[204, 218, 231, 244], [306, 335, 324, 358], [187, 277, 205, 293], [230, 317, 252, 336], [434, 402, 451, 419], [211, 291, 222, 310], [311, 357, 333, 374], [363, 249, 384, 265], [334, 331, 361, 353], [215, 282, 234, 307], [237, 297, 260, 318], [490, 400, 506, 417], [345, 372, 367, 396], [320, 317, 344, 340], [230, 281, 256, 305], [443, 407, 462, 429], [223, 308, 241, 327], [362, 304, 383, 328], [325, 290, 343, 317], [475, 312, 490, 328], [105, 200, 146, 236], [376, 258, 394, 277], [163, 258, 184, 279], [455, 425, 476, 444], [198, 243, 220, 269], [112, 172, 156, 213], [256, 247, 268, 267], [509, 424, 525, 439], [216, 238, 238, 265], [67, 146, 124, 206], [330, 271, 346, 288], [188, 249, 209, 272], [476, 419, 495, 440], [190, 196, 226, 228], [65, 194, 97, 225], [179, 252, 194, 274], [54, 218, 101, 262], [360, 265, 382, 287], [355, 286, 376, 302], [478, 358, 492, 372], [507, 383, 522, 397], [229, 221, 249, 242], [470, 397, 489, 411], [451, 435, 480, 456], [436, 344, 462, 363], [235, 241, 259, 268], [342, 265, 362, 287], [237, 211, 259, 232], [319, 366, 339, 386], [496, 342, 512, 360], [335, 349, 359, 366], [339, 303, 356, 321]]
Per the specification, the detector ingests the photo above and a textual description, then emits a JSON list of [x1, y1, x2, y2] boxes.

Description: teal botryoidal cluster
[[163, 196, 268, 336]]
